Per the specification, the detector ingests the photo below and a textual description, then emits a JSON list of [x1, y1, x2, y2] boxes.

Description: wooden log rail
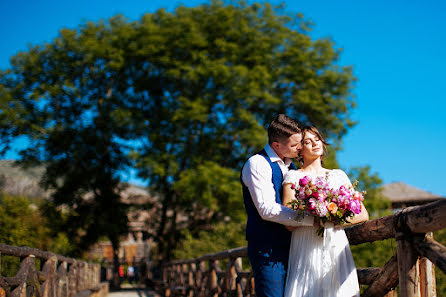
[[0, 243, 103, 297], [158, 199, 446, 297]]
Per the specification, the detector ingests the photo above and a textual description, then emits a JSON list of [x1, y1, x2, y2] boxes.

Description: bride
[[282, 126, 369, 297]]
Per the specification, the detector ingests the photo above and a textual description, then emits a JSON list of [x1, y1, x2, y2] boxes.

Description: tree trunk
[[111, 238, 121, 289]]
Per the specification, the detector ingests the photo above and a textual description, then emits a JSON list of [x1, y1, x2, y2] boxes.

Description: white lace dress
[[283, 169, 360, 297]]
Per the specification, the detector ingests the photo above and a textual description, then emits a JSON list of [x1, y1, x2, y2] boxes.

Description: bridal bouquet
[[288, 174, 365, 236]]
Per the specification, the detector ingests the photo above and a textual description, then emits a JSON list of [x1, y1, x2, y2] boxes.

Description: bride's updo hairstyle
[[298, 126, 330, 165], [268, 114, 302, 144]]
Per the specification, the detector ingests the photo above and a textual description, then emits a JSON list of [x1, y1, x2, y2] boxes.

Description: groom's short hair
[[268, 114, 302, 144]]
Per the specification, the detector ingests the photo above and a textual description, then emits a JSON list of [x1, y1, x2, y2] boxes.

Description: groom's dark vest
[[241, 149, 297, 246]]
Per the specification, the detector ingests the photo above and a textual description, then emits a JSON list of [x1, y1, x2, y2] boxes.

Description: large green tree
[[0, 1, 356, 262], [0, 16, 134, 283], [127, 1, 356, 260]]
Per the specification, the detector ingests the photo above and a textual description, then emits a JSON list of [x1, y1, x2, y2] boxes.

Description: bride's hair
[[268, 114, 302, 144], [298, 126, 330, 165]]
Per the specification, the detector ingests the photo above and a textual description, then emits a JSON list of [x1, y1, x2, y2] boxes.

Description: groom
[[241, 114, 314, 297]]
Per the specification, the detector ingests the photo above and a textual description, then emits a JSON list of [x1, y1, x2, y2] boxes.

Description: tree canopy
[[0, 1, 356, 260]]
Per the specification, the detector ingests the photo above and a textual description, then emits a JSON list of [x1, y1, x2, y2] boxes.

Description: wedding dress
[[283, 169, 360, 297]]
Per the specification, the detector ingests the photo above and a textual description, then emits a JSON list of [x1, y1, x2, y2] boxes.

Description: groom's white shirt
[[242, 143, 314, 227]]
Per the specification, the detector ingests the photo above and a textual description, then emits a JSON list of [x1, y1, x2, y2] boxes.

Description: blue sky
[[1, 0, 445, 196]]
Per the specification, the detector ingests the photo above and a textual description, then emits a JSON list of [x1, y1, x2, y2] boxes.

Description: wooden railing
[[0, 243, 107, 297], [158, 199, 446, 297]]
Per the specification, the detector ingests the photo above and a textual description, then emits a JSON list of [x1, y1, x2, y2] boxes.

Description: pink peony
[[317, 192, 327, 202], [349, 200, 362, 214], [339, 185, 348, 196], [315, 201, 328, 217], [307, 198, 317, 210], [299, 176, 312, 187], [336, 196, 347, 210]]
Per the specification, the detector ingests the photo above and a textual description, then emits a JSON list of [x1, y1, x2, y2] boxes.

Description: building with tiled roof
[[381, 182, 444, 209]]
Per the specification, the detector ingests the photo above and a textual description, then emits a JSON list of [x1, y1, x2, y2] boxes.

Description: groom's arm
[[242, 156, 314, 227]]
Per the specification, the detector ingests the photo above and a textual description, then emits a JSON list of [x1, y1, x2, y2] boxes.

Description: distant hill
[[0, 160, 49, 198], [0, 160, 154, 205]]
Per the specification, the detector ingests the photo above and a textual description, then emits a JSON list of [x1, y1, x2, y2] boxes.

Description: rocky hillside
[[0, 160, 49, 198], [0, 160, 154, 205]]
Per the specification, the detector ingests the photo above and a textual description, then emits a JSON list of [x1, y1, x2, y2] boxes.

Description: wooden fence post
[[395, 209, 421, 297], [234, 257, 243, 297], [56, 260, 68, 297], [188, 263, 195, 297], [41, 255, 58, 297], [227, 258, 237, 294], [207, 260, 218, 297], [195, 260, 205, 297], [419, 233, 436, 297], [67, 261, 77, 297], [0, 244, 101, 297]]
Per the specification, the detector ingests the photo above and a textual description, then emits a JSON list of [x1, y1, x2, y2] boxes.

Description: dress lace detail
[[283, 169, 360, 297], [283, 169, 351, 188]]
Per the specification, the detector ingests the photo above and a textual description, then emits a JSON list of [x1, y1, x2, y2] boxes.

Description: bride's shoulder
[[283, 169, 302, 184], [329, 169, 351, 182], [331, 168, 348, 176], [329, 168, 346, 175]]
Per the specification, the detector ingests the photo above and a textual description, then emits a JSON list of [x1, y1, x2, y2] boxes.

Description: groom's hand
[[285, 226, 296, 232]]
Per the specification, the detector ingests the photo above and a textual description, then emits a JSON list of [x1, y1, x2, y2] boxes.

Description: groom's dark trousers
[[247, 242, 289, 297], [241, 149, 296, 297]]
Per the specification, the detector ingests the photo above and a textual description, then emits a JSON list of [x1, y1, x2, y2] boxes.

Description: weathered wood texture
[[396, 233, 420, 297], [346, 199, 446, 246], [0, 243, 103, 297], [158, 255, 254, 297], [346, 214, 395, 245], [159, 199, 446, 297], [363, 255, 399, 297], [404, 200, 446, 233], [419, 255, 436, 297], [357, 267, 382, 285], [413, 234, 446, 274]]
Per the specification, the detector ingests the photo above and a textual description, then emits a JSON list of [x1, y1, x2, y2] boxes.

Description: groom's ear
[[271, 141, 280, 151]]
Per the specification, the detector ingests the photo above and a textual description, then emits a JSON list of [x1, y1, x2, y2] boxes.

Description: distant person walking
[[127, 265, 135, 284], [118, 265, 124, 282]]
